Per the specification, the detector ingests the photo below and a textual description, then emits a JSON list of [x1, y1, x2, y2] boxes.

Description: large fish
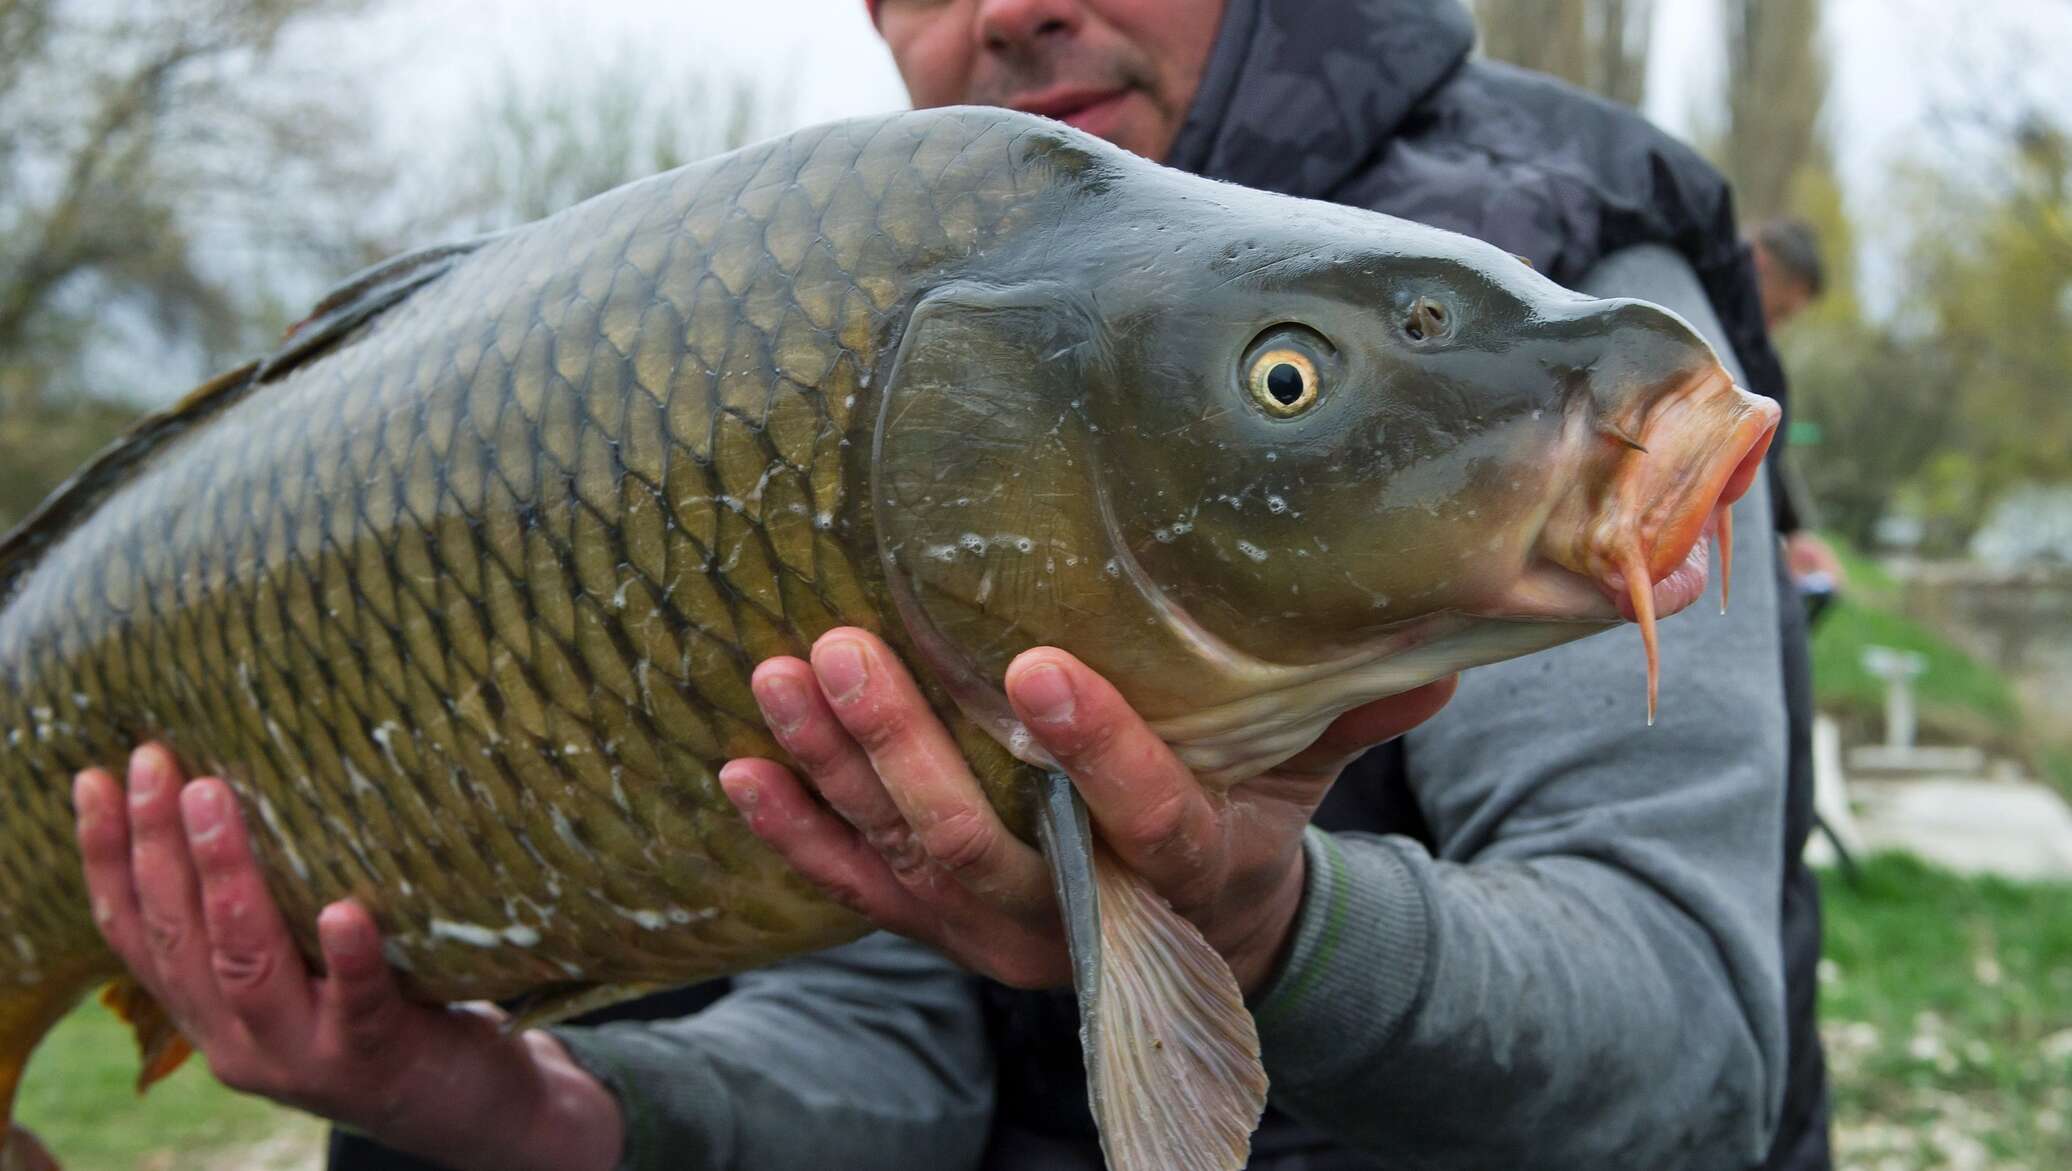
[[0, 107, 1777, 1169]]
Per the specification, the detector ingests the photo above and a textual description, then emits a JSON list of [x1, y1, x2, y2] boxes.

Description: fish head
[[875, 149, 1778, 782]]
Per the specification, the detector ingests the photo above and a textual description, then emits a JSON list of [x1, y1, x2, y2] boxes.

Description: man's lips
[[1008, 86, 1130, 134]]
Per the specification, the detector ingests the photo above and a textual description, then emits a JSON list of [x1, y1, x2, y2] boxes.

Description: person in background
[[1749, 217, 1846, 621], [72, 3, 1833, 1169], [1750, 218, 1827, 332]]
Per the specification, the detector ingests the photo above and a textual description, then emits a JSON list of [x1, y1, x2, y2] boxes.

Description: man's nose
[[977, 0, 1081, 52]]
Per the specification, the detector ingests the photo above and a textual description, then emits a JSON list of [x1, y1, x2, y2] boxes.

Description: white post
[[1861, 647, 1927, 751]]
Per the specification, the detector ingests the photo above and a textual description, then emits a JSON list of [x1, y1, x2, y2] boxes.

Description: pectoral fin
[[1037, 773, 1268, 1171]]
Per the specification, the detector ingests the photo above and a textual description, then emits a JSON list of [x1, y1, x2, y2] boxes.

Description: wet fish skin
[[0, 110, 1058, 1008], [0, 106, 1776, 1162]]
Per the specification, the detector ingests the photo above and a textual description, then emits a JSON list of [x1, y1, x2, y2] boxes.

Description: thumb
[[317, 901, 409, 1058]]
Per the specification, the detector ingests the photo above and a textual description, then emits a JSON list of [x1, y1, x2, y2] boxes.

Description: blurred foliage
[[1896, 128, 2072, 543], [1809, 593, 2025, 746], [1784, 125, 2072, 553], [444, 50, 785, 231], [1818, 854, 2072, 1170], [0, 368, 134, 531], [0, 0, 393, 375], [0, 10, 780, 534], [1718, 0, 1828, 221], [0, 0, 398, 530], [1471, 0, 1653, 108], [1810, 533, 2024, 748]]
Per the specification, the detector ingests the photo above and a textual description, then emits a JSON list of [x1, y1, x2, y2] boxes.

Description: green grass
[[2041, 744, 2072, 806], [1819, 853, 2072, 1169], [1810, 600, 2025, 739], [1825, 537, 1900, 602], [1809, 534, 2026, 748], [13, 1001, 316, 1170]]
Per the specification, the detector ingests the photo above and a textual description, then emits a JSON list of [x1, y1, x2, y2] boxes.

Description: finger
[[718, 759, 935, 934], [182, 779, 313, 1046], [125, 744, 222, 1031], [74, 767, 144, 963], [316, 901, 409, 1059], [723, 760, 1068, 989], [1003, 649, 1222, 902], [809, 630, 1048, 904], [1278, 675, 1460, 777], [751, 658, 917, 863]]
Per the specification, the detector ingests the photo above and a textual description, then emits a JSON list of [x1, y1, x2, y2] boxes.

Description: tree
[[1717, 0, 1829, 221], [0, 0, 388, 384], [440, 49, 787, 233], [0, 0, 392, 529], [1780, 322, 1962, 549], [1472, 0, 1654, 108], [0, 14, 786, 532], [1897, 123, 2072, 547]]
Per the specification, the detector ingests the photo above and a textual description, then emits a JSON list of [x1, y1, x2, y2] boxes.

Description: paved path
[[1808, 717, 2072, 881], [1845, 777, 2072, 880]]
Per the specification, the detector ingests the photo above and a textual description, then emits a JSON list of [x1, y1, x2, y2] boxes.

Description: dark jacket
[[981, 2, 1830, 1169]]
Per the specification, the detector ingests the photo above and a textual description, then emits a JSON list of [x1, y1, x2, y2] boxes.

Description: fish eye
[[1246, 347, 1321, 417]]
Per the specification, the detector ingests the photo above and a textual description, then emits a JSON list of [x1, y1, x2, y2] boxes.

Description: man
[[1746, 217, 1848, 610], [1749, 218, 1828, 332], [72, 2, 1830, 1168]]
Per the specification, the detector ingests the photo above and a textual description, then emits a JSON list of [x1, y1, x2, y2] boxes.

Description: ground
[[1819, 854, 2072, 1171], [13, 1004, 324, 1170]]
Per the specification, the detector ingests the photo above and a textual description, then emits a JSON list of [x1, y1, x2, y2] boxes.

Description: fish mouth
[[1499, 368, 1781, 718]]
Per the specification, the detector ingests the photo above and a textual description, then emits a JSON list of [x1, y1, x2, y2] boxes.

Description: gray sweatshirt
[[553, 245, 1790, 1171]]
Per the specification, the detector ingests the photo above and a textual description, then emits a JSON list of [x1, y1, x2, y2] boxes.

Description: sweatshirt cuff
[[552, 1022, 735, 1171], [1253, 827, 1431, 1091]]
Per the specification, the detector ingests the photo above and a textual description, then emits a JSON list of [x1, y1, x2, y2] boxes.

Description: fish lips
[[1494, 374, 1780, 625]]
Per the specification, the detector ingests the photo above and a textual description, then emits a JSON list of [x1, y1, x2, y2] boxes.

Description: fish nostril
[[1405, 298, 1449, 342]]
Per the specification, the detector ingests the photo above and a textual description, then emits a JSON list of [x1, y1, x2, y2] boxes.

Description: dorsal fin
[[0, 238, 484, 600]]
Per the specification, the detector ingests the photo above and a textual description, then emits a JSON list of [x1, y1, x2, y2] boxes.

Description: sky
[[71, 0, 2065, 405], [200, 0, 2056, 344], [320, 0, 2072, 246]]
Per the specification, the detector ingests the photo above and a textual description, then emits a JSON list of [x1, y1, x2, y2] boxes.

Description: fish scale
[[0, 104, 1783, 1171], [0, 109, 1044, 1014]]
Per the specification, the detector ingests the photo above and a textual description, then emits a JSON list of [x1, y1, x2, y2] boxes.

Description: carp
[[0, 107, 1777, 1169]]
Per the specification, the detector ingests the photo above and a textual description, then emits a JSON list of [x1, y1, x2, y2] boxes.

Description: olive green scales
[[0, 106, 1782, 1170]]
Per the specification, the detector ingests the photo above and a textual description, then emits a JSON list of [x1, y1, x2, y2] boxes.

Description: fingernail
[[72, 773, 97, 823], [754, 674, 811, 733], [181, 783, 224, 843], [719, 767, 760, 810], [816, 639, 869, 705], [319, 903, 370, 965], [1015, 663, 1075, 725], [128, 748, 164, 804]]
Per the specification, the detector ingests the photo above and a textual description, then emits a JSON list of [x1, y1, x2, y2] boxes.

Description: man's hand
[[720, 630, 1456, 993], [72, 746, 623, 1171]]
